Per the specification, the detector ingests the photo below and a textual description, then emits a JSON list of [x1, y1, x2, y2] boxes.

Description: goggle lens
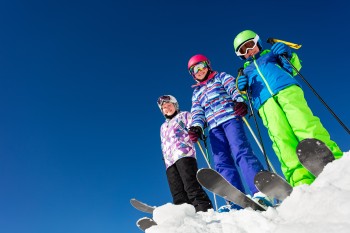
[[239, 40, 256, 54], [236, 35, 259, 56], [157, 95, 171, 106], [189, 62, 208, 75]]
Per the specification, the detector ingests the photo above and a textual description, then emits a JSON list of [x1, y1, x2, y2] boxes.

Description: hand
[[188, 126, 203, 143], [237, 75, 248, 91], [234, 102, 248, 117], [271, 42, 291, 57]]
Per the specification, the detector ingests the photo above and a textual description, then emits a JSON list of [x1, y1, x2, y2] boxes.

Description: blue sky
[[0, 0, 349, 233]]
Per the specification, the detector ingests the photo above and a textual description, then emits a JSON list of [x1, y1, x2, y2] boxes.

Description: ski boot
[[251, 192, 274, 208], [217, 201, 243, 213]]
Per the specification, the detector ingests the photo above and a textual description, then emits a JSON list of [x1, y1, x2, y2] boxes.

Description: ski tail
[[136, 217, 157, 231], [296, 138, 334, 177]]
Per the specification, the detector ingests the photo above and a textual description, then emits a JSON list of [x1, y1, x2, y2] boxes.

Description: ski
[[136, 217, 157, 232], [254, 170, 293, 201], [196, 168, 266, 211], [296, 138, 334, 177], [130, 198, 156, 214]]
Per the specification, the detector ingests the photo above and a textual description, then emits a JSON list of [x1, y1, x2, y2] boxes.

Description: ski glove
[[237, 75, 248, 91], [234, 102, 248, 117], [271, 42, 292, 58], [188, 126, 203, 143]]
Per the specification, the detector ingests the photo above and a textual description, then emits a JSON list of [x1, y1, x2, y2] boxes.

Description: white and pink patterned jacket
[[160, 111, 196, 169]]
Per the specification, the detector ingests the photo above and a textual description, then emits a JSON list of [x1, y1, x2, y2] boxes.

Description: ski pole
[[242, 116, 276, 173], [176, 120, 218, 209], [197, 141, 211, 168], [237, 68, 272, 172], [197, 138, 218, 211], [267, 38, 350, 135]]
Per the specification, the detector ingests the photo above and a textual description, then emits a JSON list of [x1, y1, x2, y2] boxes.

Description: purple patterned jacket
[[160, 111, 196, 169]]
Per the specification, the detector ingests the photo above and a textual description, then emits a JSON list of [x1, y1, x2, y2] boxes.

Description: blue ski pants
[[209, 117, 263, 195]]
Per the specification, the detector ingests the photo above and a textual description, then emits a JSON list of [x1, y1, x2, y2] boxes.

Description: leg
[[166, 163, 190, 205], [223, 118, 264, 195], [209, 125, 245, 193], [276, 85, 343, 159], [176, 157, 213, 212], [259, 94, 315, 186]]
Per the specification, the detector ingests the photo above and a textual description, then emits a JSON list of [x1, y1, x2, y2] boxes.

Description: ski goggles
[[189, 61, 208, 75], [236, 35, 259, 56], [157, 95, 171, 107]]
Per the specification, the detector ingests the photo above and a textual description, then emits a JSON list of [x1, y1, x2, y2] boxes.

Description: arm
[[190, 94, 206, 130], [183, 111, 192, 130], [221, 72, 244, 102], [160, 125, 166, 155], [270, 42, 302, 76], [278, 52, 302, 76]]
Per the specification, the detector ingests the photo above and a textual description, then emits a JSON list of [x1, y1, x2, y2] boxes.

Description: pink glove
[[188, 126, 203, 143], [234, 102, 248, 117]]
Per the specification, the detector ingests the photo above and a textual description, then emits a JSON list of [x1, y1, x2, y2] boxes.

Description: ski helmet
[[233, 30, 263, 60], [157, 95, 179, 112], [187, 54, 211, 72]]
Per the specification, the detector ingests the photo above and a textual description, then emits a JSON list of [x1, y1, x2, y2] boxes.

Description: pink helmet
[[187, 54, 211, 70]]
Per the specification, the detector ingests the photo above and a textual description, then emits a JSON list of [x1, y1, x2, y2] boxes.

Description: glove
[[188, 126, 203, 143], [271, 42, 291, 57], [237, 75, 248, 91], [234, 102, 248, 117]]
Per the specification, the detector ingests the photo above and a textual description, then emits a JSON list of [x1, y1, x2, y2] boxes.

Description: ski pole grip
[[267, 38, 275, 45], [237, 67, 244, 76], [236, 67, 248, 94], [267, 38, 289, 58]]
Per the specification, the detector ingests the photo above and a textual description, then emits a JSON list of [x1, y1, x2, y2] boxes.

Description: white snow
[[147, 151, 350, 233]]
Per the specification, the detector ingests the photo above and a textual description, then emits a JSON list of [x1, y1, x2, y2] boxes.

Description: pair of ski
[[132, 138, 334, 230], [197, 138, 334, 210]]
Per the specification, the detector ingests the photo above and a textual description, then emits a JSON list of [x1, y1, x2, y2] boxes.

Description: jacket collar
[[191, 71, 218, 88]]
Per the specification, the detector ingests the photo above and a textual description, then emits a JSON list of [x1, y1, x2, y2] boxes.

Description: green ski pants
[[258, 85, 343, 187]]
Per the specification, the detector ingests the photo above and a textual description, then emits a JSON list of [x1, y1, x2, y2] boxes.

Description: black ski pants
[[166, 157, 213, 212]]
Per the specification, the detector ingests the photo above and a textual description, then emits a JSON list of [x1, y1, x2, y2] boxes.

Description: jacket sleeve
[[285, 52, 302, 76], [190, 93, 206, 130], [183, 111, 192, 130], [160, 124, 166, 155], [221, 72, 244, 102]]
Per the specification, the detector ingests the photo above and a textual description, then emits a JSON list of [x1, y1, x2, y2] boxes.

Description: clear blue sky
[[0, 1, 348, 233]]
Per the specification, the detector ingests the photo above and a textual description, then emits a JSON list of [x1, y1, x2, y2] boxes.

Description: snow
[[147, 152, 350, 233]]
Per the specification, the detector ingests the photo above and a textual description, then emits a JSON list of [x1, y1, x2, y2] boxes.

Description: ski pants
[[166, 157, 213, 212], [258, 85, 343, 187], [209, 117, 264, 195]]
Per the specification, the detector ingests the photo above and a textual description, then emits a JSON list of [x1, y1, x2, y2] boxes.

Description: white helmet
[[157, 95, 179, 112]]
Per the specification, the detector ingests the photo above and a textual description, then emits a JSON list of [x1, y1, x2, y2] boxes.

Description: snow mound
[[148, 152, 350, 233]]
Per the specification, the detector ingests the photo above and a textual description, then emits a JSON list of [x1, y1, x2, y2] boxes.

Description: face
[[194, 67, 208, 81], [161, 102, 176, 116]]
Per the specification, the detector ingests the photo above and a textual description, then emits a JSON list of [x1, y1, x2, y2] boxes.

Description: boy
[[187, 54, 271, 207], [157, 95, 212, 212], [233, 30, 343, 186]]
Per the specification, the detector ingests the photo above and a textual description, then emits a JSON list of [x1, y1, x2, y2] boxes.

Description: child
[[233, 30, 343, 187], [187, 54, 271, 207], [157, 94, 213, 212]]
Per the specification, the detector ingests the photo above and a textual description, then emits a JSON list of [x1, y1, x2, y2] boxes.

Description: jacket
[[243, 50, 302, 110], [191, 71, 243, 130], [160, 111, 196, 169]]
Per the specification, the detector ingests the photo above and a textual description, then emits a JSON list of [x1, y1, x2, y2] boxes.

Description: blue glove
[[237, 75, 248, 91], [271, 42, 291, 57]]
